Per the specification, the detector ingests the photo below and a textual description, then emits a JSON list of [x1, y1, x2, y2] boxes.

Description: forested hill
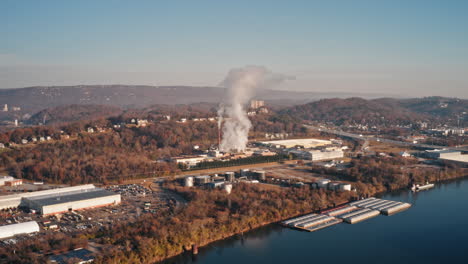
[[280, 97, 468, 126], [27, 104, 122, 125], [0, 85, 320, 113], [0, 85, 397, 114]]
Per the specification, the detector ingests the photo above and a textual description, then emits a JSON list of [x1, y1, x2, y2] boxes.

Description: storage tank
[[240, 169, 250, 177], [184, 177, 194, 187], [224, 184, 232, 194], [253, 170, 266, 181], [225, 172, 235, 182]]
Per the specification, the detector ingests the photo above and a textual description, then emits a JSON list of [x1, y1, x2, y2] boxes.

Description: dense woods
[[27, 104, 122, 125], [0, 106, 306, 184], [280, 97, 468, 127]]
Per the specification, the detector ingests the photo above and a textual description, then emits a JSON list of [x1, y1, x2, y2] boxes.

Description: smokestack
[[217, 66, 293, 153]]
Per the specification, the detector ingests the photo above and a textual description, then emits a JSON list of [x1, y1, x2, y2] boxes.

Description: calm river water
[[163, 178, 468, 264]]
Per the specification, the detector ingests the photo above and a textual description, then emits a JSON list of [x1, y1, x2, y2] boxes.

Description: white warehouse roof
[[0, 221, 40, 239], [0, 184, 96, 210]]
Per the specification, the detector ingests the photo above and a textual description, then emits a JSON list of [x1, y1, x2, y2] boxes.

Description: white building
[[0, 221, 40, 239], [302, 149, 343, 161], [173, 155, 206, 167], [261, 138, 332, 149], [23, 189, 121, 215], [250, 100, 265, 109], [0, 176, 15, 186], [400, 151, 412, 158], [0, 184, 96, 210]]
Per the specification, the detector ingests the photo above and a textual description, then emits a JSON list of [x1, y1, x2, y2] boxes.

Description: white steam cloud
[[217, 66, 292, 152]]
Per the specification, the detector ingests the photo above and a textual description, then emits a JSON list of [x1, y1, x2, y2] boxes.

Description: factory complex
[[0, 184, 120, 215]]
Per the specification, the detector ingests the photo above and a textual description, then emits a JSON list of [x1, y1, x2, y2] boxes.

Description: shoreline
[[157, 173, 468, 263]]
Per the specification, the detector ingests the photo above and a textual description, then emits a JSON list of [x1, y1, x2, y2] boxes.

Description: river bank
[[160, 172, 467, 263], [163, 176, 468, 264]]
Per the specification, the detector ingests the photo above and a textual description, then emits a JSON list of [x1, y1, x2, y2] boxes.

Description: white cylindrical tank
[[224, 184, 232, 194], [184, 177, 194, 187]]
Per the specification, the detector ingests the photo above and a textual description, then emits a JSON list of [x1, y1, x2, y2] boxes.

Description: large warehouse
[[0, 221, 40, 239], [0, 184, 121, 215], [24, 189, 121, 215], [259, 138, 332, 149], [0, 184, 96, 210]]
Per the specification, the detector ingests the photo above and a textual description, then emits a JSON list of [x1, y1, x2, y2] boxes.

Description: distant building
[[49, 248, 94, 264], [260, 138, 332, 149], [0, 143, 4, 149], [426, 149, 463, 159], [400, 151, 412, 158], [289, 148, 344, 161], [194, 175, 211, 185], [2, 104, 7, 112], [208, 181, 225, 188], [12, 106, 21, 111], [258, 107, 269, 114], [172, 155, 206, 167], [87, 127, 94, 133], [22, 188, 121, 215], [137, 119, 149, 127], [250, 100, 265, 109], [5, 179, 23, 186], [0, 176, 15, 186], [339, 183, 352, 191], [426, 149, 468, 164]]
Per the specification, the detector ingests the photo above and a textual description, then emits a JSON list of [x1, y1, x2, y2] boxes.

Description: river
[[163, 178, 468, 264]]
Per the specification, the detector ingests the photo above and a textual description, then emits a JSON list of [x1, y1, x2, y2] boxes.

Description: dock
[[281, 197, 411, 232]]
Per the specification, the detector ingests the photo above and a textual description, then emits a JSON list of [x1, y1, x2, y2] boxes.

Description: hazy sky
[[1, 0, 468, 97]]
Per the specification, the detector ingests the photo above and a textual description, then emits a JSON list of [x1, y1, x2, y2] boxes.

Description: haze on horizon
[[1, 0, 467, 98]]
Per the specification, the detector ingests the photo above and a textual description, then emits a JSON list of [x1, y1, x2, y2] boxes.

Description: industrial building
[[308, 149, 344, 161], [425, 149, 468, 164], [172, 155, 207, 167], [194, 175, 212, 185], [0, 176, 16, 186], [49, 248, 95, 264], [250, 100, 265, 109], [259, 138, 332, 149], [0, 184, 120, 215], [0, 184, 97, 210], [23, 189, 121, 215], [287, 148, 344, 161], [0, 221, 40, 239]]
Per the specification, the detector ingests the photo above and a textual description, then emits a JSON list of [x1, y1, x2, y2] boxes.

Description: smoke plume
[[218, 66, 292, 152]]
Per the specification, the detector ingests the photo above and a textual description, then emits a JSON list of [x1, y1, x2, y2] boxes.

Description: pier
[[281, 198, 411, 232]]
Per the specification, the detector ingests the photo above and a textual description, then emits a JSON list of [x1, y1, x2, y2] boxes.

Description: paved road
[[305, 125, 468, 151]]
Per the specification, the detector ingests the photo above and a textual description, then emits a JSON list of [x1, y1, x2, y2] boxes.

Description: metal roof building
[[0, 184, 96, 210], [24, 189, 121, 215], [0, 221, 40, 239], [49, 248, 94, 264]]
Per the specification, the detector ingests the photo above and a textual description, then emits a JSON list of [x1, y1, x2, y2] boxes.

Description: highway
[[305, 125, 468, 152]]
